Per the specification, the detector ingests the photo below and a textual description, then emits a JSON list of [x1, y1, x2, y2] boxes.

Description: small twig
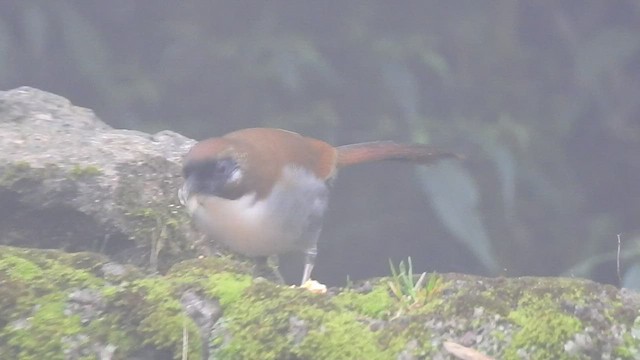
[[443, 341, 494, 360], [617, 234, 622, 286], [182, 318, 188, 360]]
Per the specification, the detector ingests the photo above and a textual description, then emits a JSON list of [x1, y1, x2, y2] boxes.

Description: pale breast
[[188, 166, 330, 257]]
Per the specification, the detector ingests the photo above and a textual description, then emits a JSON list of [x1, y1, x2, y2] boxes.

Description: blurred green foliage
[[1, 1, 639, 284]]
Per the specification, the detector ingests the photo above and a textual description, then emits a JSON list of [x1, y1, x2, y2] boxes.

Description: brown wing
[[223, 129, 338, 195]]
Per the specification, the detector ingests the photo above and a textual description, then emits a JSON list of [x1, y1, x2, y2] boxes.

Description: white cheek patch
[[229, 168, 243, 183]]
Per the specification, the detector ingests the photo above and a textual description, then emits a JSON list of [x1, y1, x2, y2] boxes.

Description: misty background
[[1, 1, 639, 287]]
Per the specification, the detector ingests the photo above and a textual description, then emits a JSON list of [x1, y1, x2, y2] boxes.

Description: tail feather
[[336, 141, 461, 168]]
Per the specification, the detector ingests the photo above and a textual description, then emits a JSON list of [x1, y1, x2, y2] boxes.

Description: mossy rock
[[0, 245, 638, 359]]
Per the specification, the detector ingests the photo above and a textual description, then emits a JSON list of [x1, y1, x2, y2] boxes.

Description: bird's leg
[[301, 246, 317, 286], [254, 256, 284, 284]]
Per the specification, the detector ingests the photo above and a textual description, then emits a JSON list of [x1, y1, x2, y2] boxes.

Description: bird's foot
[[253, 256, 285, 284]]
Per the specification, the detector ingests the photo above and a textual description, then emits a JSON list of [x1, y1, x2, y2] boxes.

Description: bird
[[179, 128, 460, 286]]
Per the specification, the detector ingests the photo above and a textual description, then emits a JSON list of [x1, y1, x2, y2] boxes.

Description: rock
[[0, 86, 203, 270], [181, 289, 223, 359], [1, 87, 639, 360], [0, 243, 638, 359]]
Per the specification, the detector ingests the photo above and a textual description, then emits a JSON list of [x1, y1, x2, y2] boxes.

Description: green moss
[[0, 246, 630, 358], [0, 255, 44, 282], [615, 335, 636, 358], [614, 316, 640, 358], [112, 160, 195, 271], [0, 275, 25, 324], [294, 312, 396, 360], [129, 206, 184, 238], [215, 282, 314, 359], [168, 256, 254, 280], [3, 294, 84, 360], [383, 322, 433, 357], [0, 250, 106, 354], [0, 248, 251, 358], [447, 290, 510, 318], [3, 161, 76, 187], [0, 161, 33, 185], [0, 249, 103, 290], [13, 161, 32, 170], [203, 273, 252, 307], [0, 248, 402, 359], [128, 207, 174, 270], [167, 257, 255, 304], [69, 164, 102, 179], [524, 277, 589, 307], [0, 247, 136, 358], [331, 284, 394, 318], [13, 161, 31, 171], [130, 207, 157, 219], [504, 294, 582, 360], [107, 276, 202, 357], [210, 280, 408, 360]]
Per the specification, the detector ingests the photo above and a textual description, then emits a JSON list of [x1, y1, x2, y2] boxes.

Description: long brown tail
[[336, 141, 462, 168]]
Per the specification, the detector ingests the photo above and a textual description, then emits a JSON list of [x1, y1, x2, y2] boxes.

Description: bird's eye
[[216, 159, 237, 175], [183, 158, 239, 189]]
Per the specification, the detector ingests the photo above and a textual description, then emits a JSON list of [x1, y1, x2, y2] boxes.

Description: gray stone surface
[[0, 86, 202, 269]]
